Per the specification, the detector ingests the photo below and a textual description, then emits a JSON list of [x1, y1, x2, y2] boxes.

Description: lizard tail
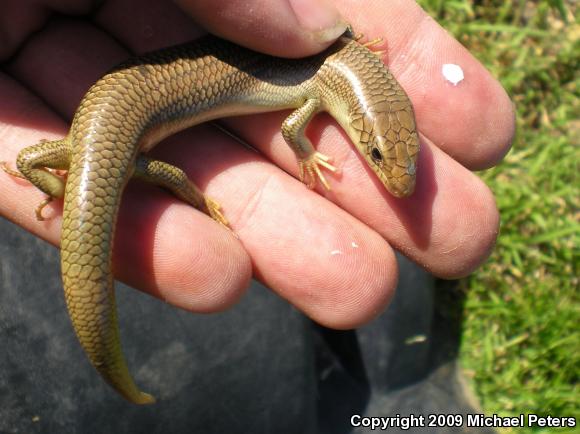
[[60, 133, 154, 404]]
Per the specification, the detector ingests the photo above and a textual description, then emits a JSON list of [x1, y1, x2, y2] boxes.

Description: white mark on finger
[[442, 63, 464, 86]]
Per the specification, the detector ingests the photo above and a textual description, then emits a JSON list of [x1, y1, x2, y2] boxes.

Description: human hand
[[0, 0, 514, 329]]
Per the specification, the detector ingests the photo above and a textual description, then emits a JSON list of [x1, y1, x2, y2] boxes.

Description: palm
[[0, 0, 513, 328]]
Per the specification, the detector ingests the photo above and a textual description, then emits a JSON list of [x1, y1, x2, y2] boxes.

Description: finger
[[96, 0, 346, 57], [228, 113, 499, 279], [365, 135, 500, 279], [0, 0, 103, 61], [5, 19, 128, 118], [95, 0, 206, 52], [172, 0, 347, 57], [152, 127, 399, 329], [4, 19, 397, 328], [0, 1, 49, 60]]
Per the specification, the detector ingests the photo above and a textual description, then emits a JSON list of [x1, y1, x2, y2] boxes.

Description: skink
[[4, 30, 419, 403]]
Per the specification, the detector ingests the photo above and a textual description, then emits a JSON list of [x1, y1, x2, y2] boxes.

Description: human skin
[[0, 0, 514, 329]]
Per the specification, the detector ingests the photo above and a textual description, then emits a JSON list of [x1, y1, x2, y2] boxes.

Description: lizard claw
[[2, 161, 61, 221], [0, 161, 25, 179], [35, 196, 53, 221], [363, 37, 383, 49], [298, 152, 338, 190], [204, 196, 231, 231]]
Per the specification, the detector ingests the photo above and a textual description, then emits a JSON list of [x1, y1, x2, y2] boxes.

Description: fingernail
[[288, 0, 348, 43]]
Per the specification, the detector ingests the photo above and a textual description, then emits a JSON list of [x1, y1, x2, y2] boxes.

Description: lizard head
[[322, 36, 420, 197], [348, 108, 419, 198]]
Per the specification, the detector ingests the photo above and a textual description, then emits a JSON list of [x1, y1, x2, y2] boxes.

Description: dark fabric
[[0, 217, 492, 434]]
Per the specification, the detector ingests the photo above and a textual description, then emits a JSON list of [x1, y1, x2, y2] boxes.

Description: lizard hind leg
[[134, 155, 230, 229], [1, 138, 71, 220]]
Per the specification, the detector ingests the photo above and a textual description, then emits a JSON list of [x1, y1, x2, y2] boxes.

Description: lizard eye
[[371, 147, 383, 163]]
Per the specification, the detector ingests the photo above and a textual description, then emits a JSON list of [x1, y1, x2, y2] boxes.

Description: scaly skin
[[5, 32, 419, 403]]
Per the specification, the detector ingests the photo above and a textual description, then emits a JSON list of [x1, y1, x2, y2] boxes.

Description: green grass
[[416, 0, 579, 431]]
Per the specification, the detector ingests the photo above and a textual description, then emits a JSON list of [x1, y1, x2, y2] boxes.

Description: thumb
[[173, 0, 347, 57]]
